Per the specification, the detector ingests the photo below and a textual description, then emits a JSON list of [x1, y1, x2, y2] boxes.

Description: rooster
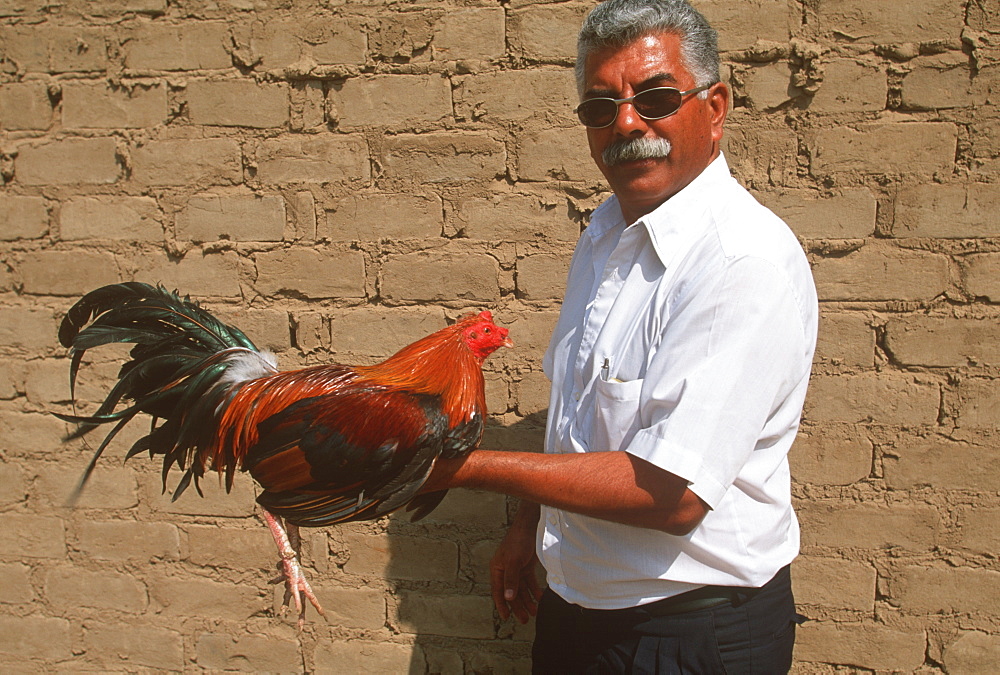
[[56, 282, 512, 625]]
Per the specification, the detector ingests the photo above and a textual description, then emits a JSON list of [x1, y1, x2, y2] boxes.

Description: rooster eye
[[484, 327, 491, 334]]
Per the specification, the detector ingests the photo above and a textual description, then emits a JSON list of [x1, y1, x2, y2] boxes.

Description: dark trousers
[[532, 565, 799, 674]]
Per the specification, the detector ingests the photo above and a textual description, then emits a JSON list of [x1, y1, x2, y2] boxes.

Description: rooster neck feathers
[[355, 319, 488, 427]]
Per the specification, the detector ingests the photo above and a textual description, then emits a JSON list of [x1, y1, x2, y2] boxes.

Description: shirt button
[[573, 391, 581, 401]]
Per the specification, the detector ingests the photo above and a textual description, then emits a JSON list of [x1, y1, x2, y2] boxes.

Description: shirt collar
[[586, 153, 734, 266]]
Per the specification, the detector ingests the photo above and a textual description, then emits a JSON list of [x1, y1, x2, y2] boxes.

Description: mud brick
[[383, 132, 506, 184], [44, 567, 147, 612], [124, 21, 231, 71], [884, 435, 1000, 492], [148, 575, 263, 620], [77, 520, 180, 561], [454, 70, 577, 123], [811, 243, 950, 302], [790, 426, 872, 486], [894, 565, 1000, 616], [815, 0, 964, 44], [331, 74, 451, 128], [434, 7, 505, 61], [517, 252, 572, 300], [809, 122, 957, 176], [0, 616, 71, 660], [805, 372, 939, 426], [0, 195, 48, 240], [342, 531, 458, 581], [0, 82, 52, 130], [943, 632, 1000, 675], [255, 248, 366, 299], [196, 633, 302, 672], [447, 192, 580, 242], [16, 137, 120, 185], [381, 249, 500, 302], [393, 591, 495, 639], [314, 640, 418, 674], [325, 193, 443, 241], [130, 138, 242, 187], [508, 3, 590, 62], [807, 59, 887, 113], [187, 80, 289, 128], [798, 502, 938, 550], [793, 556, 876, 611], [796, 622, 925, 671], [62, 82, 167, 129], [0, 513, 66, 560], [254, 135, 370, 184], [177, 193, 285, 242], [60, 196, 162, 242], [82, 623, 184, 671]]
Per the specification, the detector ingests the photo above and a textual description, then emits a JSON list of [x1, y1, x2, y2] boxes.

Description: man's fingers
[[490, 559, 541, 624], [490, 564, 510, 620], [504, 570, 540, 624], [509, 591, 529, 624], [490, 532, 542, 624], [510, 584, 539, 624]]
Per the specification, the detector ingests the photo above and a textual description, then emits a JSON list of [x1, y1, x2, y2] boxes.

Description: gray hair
[[576, 0, 720, 96]]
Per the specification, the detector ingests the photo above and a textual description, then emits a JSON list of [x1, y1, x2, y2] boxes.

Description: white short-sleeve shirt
[[540, 153, 818, 610]]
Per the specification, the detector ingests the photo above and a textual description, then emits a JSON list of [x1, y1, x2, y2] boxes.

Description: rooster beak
[[502, 337, 514, 348]]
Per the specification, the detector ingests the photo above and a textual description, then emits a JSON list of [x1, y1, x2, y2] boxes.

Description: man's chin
[[605, 169, 680, 213]]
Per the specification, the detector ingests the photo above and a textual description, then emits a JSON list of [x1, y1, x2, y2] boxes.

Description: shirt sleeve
[[624, 255, 811, 509]]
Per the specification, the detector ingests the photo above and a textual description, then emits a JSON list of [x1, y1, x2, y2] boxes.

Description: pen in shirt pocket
[[600, 357, 625, 383]]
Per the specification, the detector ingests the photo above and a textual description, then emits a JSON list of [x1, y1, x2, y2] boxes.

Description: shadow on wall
[[389, 414, 548, 674]]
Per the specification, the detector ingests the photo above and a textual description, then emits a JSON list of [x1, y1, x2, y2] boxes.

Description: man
[[423, 0, 817, 671]]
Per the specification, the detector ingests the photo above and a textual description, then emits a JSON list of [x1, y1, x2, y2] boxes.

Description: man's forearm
[[434, 450, 708, 535]]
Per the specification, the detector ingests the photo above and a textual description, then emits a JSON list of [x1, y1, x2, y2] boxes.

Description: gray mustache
[[602, 137, 672, 166]]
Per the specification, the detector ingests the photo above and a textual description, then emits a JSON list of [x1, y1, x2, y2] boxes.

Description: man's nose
[[613, 102, 648, 137]]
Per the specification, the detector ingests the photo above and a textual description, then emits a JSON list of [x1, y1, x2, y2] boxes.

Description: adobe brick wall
[[0, 0, 998, 672]]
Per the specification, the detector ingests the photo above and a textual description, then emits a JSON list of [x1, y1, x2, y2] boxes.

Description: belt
[[570, 584, 761, 621], [638, 584, 759, 616]]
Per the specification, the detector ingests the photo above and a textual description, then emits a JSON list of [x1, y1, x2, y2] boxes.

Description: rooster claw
[[274, 554, 326, 628], [262, 509, 326, 628]]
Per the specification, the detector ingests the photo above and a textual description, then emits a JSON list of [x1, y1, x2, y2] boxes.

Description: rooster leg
[[262, 509, 325, 627]]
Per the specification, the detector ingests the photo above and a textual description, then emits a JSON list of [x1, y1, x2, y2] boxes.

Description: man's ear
[[707, 81, 730, 143]]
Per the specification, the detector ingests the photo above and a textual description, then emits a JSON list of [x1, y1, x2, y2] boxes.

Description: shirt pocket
[[590, 377, 644, 451]]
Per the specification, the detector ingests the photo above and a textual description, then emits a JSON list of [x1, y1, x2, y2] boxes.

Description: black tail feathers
[[57, 282, 265, 505]]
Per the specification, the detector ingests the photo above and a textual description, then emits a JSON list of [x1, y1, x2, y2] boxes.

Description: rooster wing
[[242, 374, 481, 526]]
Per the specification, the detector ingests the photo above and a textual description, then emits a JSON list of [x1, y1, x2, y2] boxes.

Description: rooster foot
[[262, 509, 326, 628], [270, 549, 325, 628]]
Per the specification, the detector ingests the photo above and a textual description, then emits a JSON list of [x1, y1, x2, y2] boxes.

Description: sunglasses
[[575, 84, 714, 128]]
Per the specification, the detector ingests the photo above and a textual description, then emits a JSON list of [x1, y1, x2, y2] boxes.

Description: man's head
[[576, 0, 729, 224]]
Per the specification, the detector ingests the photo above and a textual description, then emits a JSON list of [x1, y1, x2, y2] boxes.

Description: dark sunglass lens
[[633, 88, 682, 119], [578, 99, 617, 127]]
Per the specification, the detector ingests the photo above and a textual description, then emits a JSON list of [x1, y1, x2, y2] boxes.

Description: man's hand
[[491, 502, 543, 624]]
